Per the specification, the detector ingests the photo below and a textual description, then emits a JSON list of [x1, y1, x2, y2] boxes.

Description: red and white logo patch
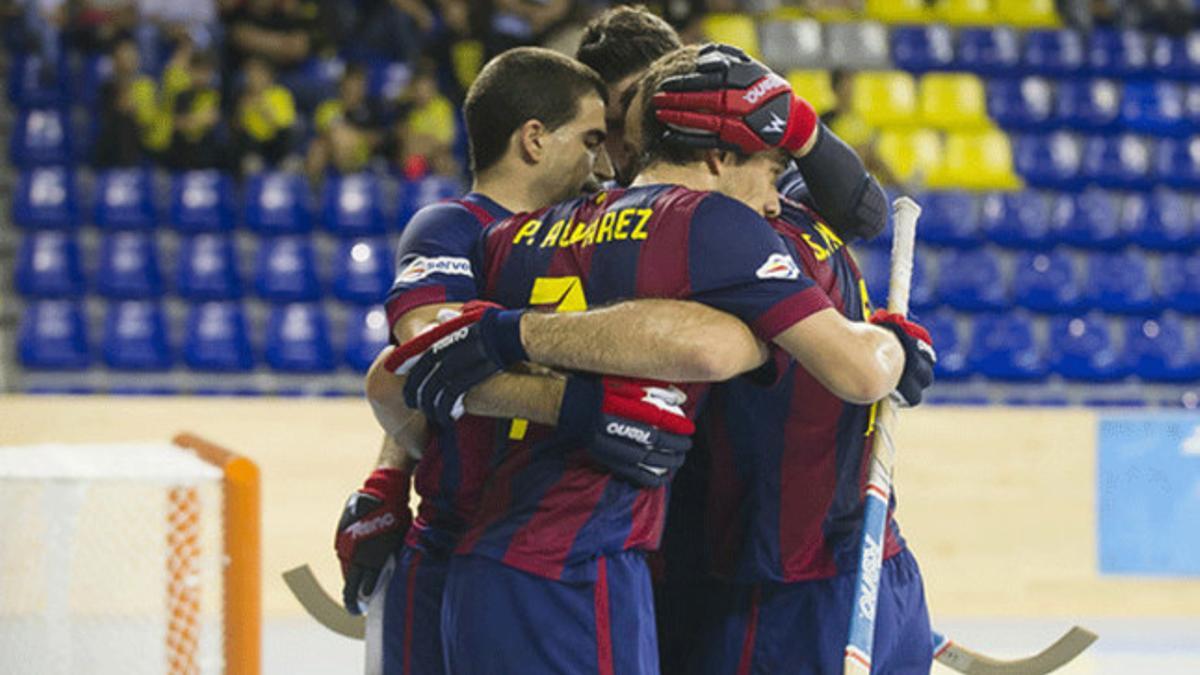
[[756, 252, 801, 280]]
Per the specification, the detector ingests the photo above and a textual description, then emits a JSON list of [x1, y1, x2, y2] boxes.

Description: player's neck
[[472, 172, 545, 214], [632, 162, 718, 193]]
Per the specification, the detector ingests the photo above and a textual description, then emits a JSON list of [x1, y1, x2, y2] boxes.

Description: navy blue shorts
[[367, 546, 450, 675], [441, 551, 660, 675], [692, 549, 932, 674]]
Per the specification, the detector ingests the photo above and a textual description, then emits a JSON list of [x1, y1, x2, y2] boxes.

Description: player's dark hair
[[464, 47, 607, 176], [635, 46, 752, 167], [576, 5, 682, 85]]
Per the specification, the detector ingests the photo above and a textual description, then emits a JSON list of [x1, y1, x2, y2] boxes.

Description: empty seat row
[[842, 71, 993, 130], [867, 0, 1061, 28], [887, 189, 1200, 250], [926, 310, 1200, 382], [854, 246, 1200, 315], [17, 300, 388, 374], [14, 231, 397, 304], [873, 127, 1021, 189], [11, 166, 461, 233], [989, 77, 1200, 135], [1012, 133, 1200, 190]]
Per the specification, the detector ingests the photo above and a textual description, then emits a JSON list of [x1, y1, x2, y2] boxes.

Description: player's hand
[[652, 43, 819, 157], [389, 301, 528, 426], [334, 468, 412, 615], [557, 375, 696, 488], [869, 309, 936, 406]]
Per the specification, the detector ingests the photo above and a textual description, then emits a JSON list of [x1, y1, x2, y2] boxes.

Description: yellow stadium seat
[[927, 129, 1022, 190], [934, 0, 996, 26], [701, 14, 761, 59], [850, 71, 918, 128], [994, 0, 1061, 28], [877, 129, 943, 185], [920, 73, 990, 129], [787, 70, 836, 115], [865, 0, 931, 23]]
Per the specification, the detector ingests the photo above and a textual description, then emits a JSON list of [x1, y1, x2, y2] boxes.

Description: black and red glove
[[557, 375, 696, 488], [652, 43, 819, 157], [334, 468, 412, 614], [869, 309, 936, 406]]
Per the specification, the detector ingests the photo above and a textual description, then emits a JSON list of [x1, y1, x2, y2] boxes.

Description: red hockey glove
[[869, 309, 936, 406], [334, 468, 412, 614]]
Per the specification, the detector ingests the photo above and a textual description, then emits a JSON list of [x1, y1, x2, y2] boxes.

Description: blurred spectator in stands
[[95, 36, 167, 166], [393, 59, 458, 179], [423, 0, 486, 103], [221, 0, 315, 109], [485, 0, 573, 58], [4, 0, 65, 70], [306, 63, 391, 179], [135, 0, 217, 69], [342, 0, 431, 64], [167, 49, 228, 170], [234, 56, 298, 173], [69, 0, 138, 55], [1058, 0, 1195, 33], [822, 69, 904, 188]]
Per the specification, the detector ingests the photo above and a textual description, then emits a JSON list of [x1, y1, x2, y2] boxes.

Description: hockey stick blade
[[933, 626, 1098, 675], [282, 564, 366, 640]]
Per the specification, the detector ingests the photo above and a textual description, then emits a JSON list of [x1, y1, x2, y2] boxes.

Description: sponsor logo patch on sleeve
[[756, 252, 801, 280], [395, 256, 474, 284]]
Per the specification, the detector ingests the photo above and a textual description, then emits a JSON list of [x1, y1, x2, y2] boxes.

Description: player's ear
[[517, 119, 547, 164]]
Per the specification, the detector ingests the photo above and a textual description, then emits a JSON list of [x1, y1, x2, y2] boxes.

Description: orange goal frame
[[173, 432, 261, 675]]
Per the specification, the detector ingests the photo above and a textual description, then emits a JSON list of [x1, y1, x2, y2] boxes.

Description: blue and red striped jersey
[[455, 184, 833, 582], [700, 196, 906, 584], [382, 192, 513, 555]]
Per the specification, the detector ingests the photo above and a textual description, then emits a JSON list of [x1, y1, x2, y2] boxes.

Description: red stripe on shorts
[[595, 557, 614, 675], [736, 585, 762, 675], [403, 551, 423, 674]]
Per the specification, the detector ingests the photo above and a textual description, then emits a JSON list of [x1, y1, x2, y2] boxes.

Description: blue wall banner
[[1098, 414, 1200, 576]]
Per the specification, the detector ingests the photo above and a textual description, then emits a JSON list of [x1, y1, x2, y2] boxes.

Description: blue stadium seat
[[244, 172, 311, 234], [397, 175, 462, 228], [986, 77, 1055, 131], [966, 312, 1047, 381], [1083, 250, 1157, 314], [183, 302, 254, 372], [1013, 133, 1083, 190], [93, 168, 156, 229], [331, 238, 393, 304], [15, 231, 84, 299], [919, 309, 970, 380], [1121, 81, 1186, 136], [1052, 189, 1124, 250], [254, 236, 321, 302], [936, 248, 1009, 311], [1081, 135, 1154, 190], [344, 306, 390, 373], [170, 171, 235, 232], [1153, 137, 1200, 189], [265, 303, 336, 373], [1158, 254, 1200, 314], [1116, 192, 1150, 244], [1087, 28, 1151, 78], [978, 191, 1057, 248], [369, 61, 413, 101], [13, 166, 79, 228], [10, 108, 72, 166], [1021, 29, 1085, 76], [1054, 79, 1121, 131], [1012, 249, 1083, 313], [75, 54, 113, 107], [917, 192, 979, 247], [1124, 315, 1199, 382], [1047, 314, 1127, 381], [1139, 190, 1199, 250], [1155, 33, 1200, 80], [858, 246, 936, 311], [1185, 84, 1200, 128], [321, 173, 387, 237], [956, 27, 1020, 76], [176, 234, 242, 301], [891, 25, 954, 73], [17, 300, 90, 370], [103, 300, 172, 371], [95, 231, 163, 299], [8, 53, 69, 107]]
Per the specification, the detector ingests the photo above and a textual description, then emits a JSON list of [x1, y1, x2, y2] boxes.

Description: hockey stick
[[843, 196, 920, 675], [282, 564, 366, 639], [933, 626, 1099, 675]]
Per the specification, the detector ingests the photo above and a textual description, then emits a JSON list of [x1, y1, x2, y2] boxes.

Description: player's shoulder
[[409, 198, 494, 229]]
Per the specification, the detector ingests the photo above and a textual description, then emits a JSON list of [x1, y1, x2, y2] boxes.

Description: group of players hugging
[[332, 6, 939, 674]]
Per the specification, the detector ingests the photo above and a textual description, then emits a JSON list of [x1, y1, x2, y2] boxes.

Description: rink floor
[[265, 615, 1200, 674]]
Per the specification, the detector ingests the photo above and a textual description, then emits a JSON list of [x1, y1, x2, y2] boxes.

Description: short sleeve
[[384, 202, 487, 327], [687, 194, 833, 342]]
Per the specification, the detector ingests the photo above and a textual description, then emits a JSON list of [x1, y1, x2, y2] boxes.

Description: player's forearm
[[518, 300, 768, 382], [463, 372, 565, 426], [374, 433, 418, 472], [365, 348, 430, 458], [793, 123, 888, 241], [773, 308, 903, 404]]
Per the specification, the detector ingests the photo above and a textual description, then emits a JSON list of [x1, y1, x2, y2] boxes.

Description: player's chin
[[579, 174, 604, 195]]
